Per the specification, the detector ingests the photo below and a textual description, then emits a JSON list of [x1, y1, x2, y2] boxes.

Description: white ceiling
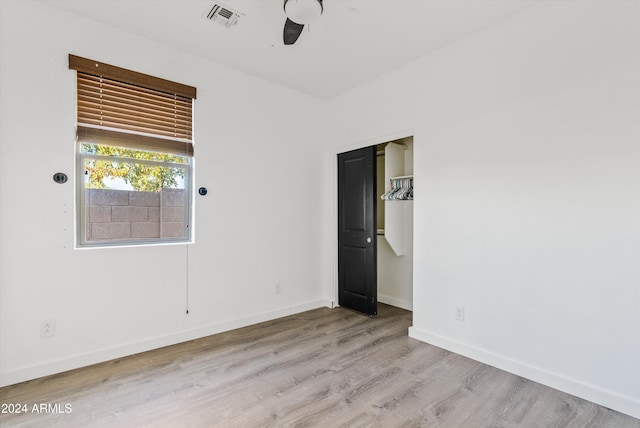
[[43, 0, 539, 99]]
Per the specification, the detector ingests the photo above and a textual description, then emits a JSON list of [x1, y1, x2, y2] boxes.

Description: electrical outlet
[[454, 306, 465, 322], [275, 283, 282, 294], [40, 320, 56, 338]]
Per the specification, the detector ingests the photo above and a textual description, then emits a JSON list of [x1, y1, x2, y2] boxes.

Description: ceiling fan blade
[[283, 18, 304, 45]]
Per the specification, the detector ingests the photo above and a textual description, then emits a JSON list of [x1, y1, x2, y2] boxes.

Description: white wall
[[325, 1, 640, 418], [0, 1, 327, 386]]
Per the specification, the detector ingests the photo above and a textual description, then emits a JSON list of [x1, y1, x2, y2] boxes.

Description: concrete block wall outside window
[[85, 189, 186, 241]]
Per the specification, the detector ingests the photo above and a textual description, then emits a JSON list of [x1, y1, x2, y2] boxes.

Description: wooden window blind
[[69, 54, 196, 156]]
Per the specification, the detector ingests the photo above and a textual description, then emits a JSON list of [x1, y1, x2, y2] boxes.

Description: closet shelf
[[390, 174, 414, 180]]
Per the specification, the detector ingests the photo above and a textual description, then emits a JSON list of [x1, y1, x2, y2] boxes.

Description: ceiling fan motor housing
[[284, 0, 323, 25]]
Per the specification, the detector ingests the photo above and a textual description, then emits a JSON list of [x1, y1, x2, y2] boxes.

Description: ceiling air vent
[[205, 3, 242, 28]]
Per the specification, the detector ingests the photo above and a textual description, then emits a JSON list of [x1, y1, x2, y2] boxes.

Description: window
[[69, 55, 197, 246]]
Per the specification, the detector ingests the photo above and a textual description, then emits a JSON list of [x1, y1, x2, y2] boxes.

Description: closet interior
[[376, 137, 414, 311]]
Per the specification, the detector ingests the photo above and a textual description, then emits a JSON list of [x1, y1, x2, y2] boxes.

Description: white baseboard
[[0, 299, 330, 388], [378, 294, 412, 311], [408, 326, 640, 420]]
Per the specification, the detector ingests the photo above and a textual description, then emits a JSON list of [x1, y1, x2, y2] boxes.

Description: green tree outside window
[[82, 143, 186, 192]]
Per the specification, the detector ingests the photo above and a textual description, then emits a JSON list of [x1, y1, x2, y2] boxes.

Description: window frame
[[76, 143, 193, 247], [70, 55, 196, 248]]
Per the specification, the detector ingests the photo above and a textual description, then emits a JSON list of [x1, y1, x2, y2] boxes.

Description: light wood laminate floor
[[1, 304, 638, 427]]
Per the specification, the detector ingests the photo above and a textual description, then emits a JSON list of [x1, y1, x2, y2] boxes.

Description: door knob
[[367, 237, 372, 243]]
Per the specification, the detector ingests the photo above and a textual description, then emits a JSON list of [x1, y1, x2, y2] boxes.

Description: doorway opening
[[337, 136, 414, 316]]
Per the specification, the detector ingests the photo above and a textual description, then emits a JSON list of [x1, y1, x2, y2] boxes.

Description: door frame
[[332, 129, 415, 308]]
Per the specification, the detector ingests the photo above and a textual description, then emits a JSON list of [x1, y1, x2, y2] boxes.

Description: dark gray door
[[338, 146, 377, 316]]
